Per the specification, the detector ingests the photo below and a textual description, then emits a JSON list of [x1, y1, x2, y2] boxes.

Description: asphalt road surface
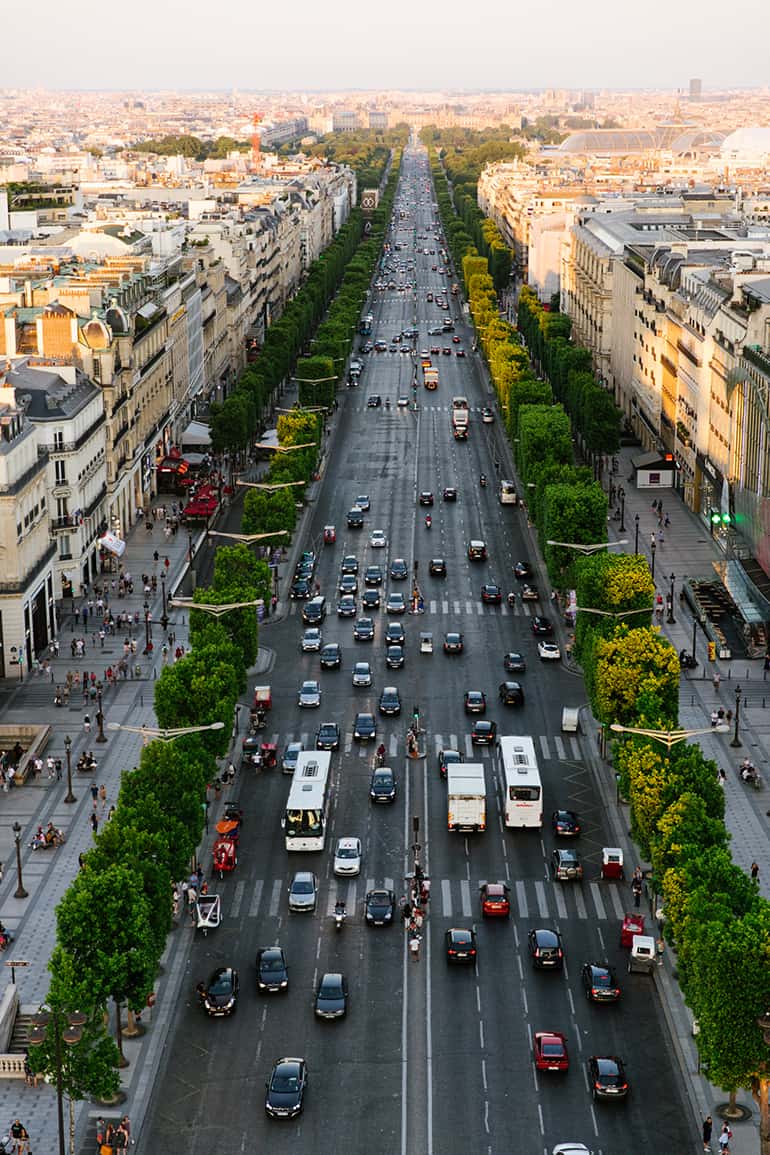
[[142, 145, 693, 1155]]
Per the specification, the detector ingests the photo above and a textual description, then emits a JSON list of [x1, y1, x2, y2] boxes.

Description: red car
[[620, 912, 645, 948], [533, 1031, 569, 1072], [480, 882, 510, 917]]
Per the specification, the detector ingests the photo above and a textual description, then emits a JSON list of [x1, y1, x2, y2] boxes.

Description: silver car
[[352, 662, 372, 687], [282, 741, 303, 774], [297, 680, 321, 708], [288, 871, 317, 912], [301, 628, 323, 653]]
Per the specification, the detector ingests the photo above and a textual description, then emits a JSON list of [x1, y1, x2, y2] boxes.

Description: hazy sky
[[5, 0, 770, 91]]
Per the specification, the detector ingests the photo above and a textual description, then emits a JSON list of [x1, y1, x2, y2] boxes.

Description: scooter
[[334, 904, 346, 932], [507, 592, 516, 608], [480, 475, 487, 488], [425, 514, 432, 530]]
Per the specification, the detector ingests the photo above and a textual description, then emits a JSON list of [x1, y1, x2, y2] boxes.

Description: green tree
[[592, 626, 680, 726], [541, 483, 608, 586], [154, 648, 239, 755]]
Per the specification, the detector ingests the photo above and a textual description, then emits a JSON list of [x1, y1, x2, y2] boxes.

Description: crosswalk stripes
[[257, 731, 587, 765], [225, 873, 631, 925], [289, 597, 537, 619]]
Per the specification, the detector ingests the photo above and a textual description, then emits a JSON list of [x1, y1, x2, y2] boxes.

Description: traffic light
[[708, 641, 716, 662]]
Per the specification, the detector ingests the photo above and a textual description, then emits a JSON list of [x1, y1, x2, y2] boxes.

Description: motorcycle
[[375, 746, 386, 767], [480, 474, 487, 488], [385, 398, 390, 409], [334, 904, 346, 932], [507, 592, 516, 608], [425, 514, 432, 530]]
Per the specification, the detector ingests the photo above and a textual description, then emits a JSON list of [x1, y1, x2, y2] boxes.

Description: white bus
[[284, 751, 333, 851], [499, 479, 518, 506], [497, 735, 543, 829]]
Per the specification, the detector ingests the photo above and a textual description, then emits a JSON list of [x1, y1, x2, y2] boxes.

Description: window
[[53, 431, 64, 450], [54, 460, 67, 485], [58, 536, 70, 558]]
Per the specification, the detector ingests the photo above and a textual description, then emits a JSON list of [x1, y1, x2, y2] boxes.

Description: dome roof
[[721, 127, 770, 160], [81, 315, 111, 350], [105, 302, 129, 335]]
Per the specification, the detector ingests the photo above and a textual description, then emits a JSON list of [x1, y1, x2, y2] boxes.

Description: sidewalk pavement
[[602, 445, 769, 1152]]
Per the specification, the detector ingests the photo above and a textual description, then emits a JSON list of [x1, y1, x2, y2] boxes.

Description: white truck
[[452, 408, 469, 439], [447, 763, 486, 832]]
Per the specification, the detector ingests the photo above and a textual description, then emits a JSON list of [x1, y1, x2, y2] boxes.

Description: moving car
[[445, 927, 477, 964], [498, 680, 524, 706], [354, 617, 375, 641], [256, 947, 289, 993], [581, 963, 620, 1003], [521, 583, 539, 601], [353, 712, 377, 741], [346, 508, 364, 529], [386, 592, 406, 615], [464, 690, 487, 714], [386, 644, 404, 669], [290, 577, 312, 600], [397, 395, 409, 408], [352, 661, 372, 687], [480, 882, 510, 917], [528, 928, 564, 969], [282, 742, 303, 774], [370, 766, 397, 803], [534, 1032, 569, 1072], [265, 1056, 307, 1118], [531, 616, 554, 636], [390, 558, 409, 580], [538, 641, 562, 661], [315, 722, 340, 751], [297, 680, 321, 708], [338, 574, 358, 596], [320, 643, 342, 670], [200, 966, 239, 1016], [315, 972, 348, 1019], [301, 628, 323, 653], [337, 595, 357, 618], [481, 406, 494, 422], [370, 529, 387, 548], [379, 685, 401, 715], [444, 631, 464, 655], [514, 561, 533, 579], [362, 589, 381, 610], [467, 540, 488, 561], [288, 872, 317, 913], [367, 395, 381, 408], [341, 555, 359, 574], [587, 1055, 629, 1101], [504, 651, 526, 673], [429, 558, 447, 577], [333, 836, 362, 877], [365, 888, 396, 925], [551, 848, 584, 882], [438, 748, 463, 779], [471, 719, 497, 745], [442, 486, 457, 501], [481, 583, 502, 605], [355, 495, 370, 512], [385, 622, 405, 646], [364, 565, 383, 586], [419, 491, 434, 506], [552, 809, 581, 836]]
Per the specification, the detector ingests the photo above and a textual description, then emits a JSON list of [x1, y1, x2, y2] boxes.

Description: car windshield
[[320, 978, 342, 995], [337, 847, 357, 859], [370, 892, 389, 904], [208, 973, 232, 995], [272, 1071, 299, 1092], [292, 879, 313, 894], [262, 955, 284, 972], [593, 971, 612, 987]]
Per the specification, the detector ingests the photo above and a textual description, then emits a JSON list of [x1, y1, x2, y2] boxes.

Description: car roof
[[337, 837, 360, 850]]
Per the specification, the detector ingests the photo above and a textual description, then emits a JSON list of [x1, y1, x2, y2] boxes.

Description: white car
[[333, 836, 362, 877], [538, 641, 562, 661], [397, 395, 409, 408], [282, 741, 303, 773], [370, 529, 387, 548], [352, 661, 372, 687], [298, 679, 322, 707], [355, 494, 371, 511], [552, 1146, 591, 1155], [481, 407, 495, 424]]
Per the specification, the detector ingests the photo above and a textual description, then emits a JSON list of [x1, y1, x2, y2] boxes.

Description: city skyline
[[5, 0, 770, 92]]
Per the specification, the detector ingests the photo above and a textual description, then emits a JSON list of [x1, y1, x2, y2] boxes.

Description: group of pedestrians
[[95, 1114, 132, 1151], [401, 867, 431, 961], [703, 1114, 733, 1151]]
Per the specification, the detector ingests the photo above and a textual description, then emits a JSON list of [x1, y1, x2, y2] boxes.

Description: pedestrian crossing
[[288, 598, 539, 619], [223, 873, 629, 924], [254, 731, 584, 763]]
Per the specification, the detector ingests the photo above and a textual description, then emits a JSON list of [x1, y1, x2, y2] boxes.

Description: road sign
[[4, 960, 29, 968]]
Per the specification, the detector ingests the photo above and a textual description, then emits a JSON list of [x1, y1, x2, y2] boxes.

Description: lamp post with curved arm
[[107, 721, 225, 744], [610, 720, 731, 751]]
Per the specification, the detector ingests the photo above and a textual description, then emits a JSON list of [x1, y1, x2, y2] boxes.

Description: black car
[[200, 966, 239, 1016], [337, 595, 357, 618], [498, 680, 525, 706], [367, 395, 382, 408], [338, 573, 358, 596], [481, 584, 502, 605], [531, 615, 554, 636], [429, 558, 447, 577], [353, 712, 377, 741], [316, 722, 340, 751], [364, 565, 384, 586], [438, 748, 463, 779], [320, 643, 342, 670], [390, 558, 409, 581], [362, 588, 381, 610], [386, 644, 405, 669], [290, 576, 313, 600], [552, 809, 581, 836], [346, 509, 364, 529], [365, 888, 396, 925], [256, 947, 289, 993], [241, 733, 262, 769], [379, 686, 401, 715], [528, 928, 564, 969], [442, 486, 457, 502], [354, 617, 375, 642], [464, 690, 487, 714], [581, 963, 621, 1004], [470, 719, 497, 745], [443, 631, 464, 655], [315, 972, 348, 1019], [514, 561, 533, 579], [587, 1055, 629, 1101], [419, 491, 434, 506], [340, 555, 359, 574], [504, 651, 526, 673], [265, 1056, 308, 1118], [445, 927, 477, 964], [385, 622, 405, 647], [370, 767, 397, 803]]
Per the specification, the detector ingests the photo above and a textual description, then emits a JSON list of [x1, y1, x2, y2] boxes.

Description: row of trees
[[427, 139, 770, 1125]]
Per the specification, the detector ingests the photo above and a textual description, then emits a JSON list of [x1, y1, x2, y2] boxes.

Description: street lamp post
[[650, 539, 657, 581], [667, 572, 676, 624], [611, 720, 730, 751], [634, 513, 640, 555], [95, 681, 106, 744], [143, 600, 151, 655], [730, 685, 743, 748], [63, 735, 75, 804], [618, 486, 626, 532], [28, 1009, 86, 1155], [107, 720, 225, 744], [160, 571, 168, 631], [13, 821, 27, 899]]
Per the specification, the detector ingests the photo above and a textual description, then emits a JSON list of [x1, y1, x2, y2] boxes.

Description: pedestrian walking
[[711, 710, 719, 727], [713, 670, 721, 692], [702, 1115, 712, 1150], [89, 811, 99, 837], [10, 1118, 30, 1153], [46, 756, 55, 780], [718, 1121, 732, 1152], [717, 768, 727, 787], [83, 713, 91, 733], [658, 528, 664, 545], [751, 861, 759, 881], [99, 783, 107, 810], [107, 804, 116, 821], [90, 781, 99, 809]]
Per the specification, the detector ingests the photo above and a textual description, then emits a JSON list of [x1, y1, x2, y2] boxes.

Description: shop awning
[[99, 532, 126, 558], [180, 420, 212, 448]]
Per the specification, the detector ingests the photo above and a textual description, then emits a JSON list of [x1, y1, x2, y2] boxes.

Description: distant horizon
[[4, 0, 770, 92], [2, 85, 770, 97]]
